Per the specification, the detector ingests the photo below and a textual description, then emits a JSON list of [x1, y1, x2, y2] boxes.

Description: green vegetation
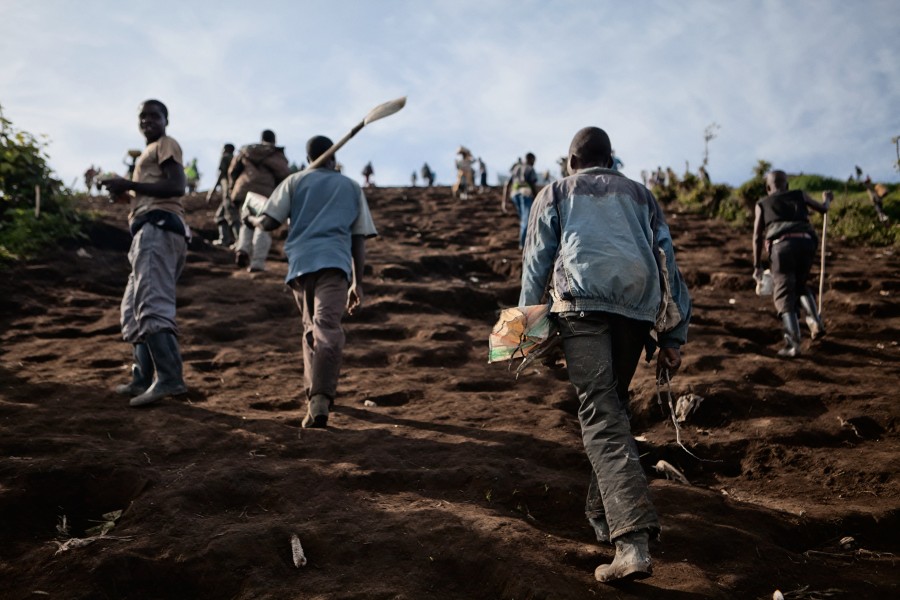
[[0, 104, 85, 262], [665, 161, 899, 246]]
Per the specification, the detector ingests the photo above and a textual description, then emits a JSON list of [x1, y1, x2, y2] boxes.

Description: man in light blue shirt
[[253, 135, 377, 428]]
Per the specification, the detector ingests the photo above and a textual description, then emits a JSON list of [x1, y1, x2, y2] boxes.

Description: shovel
[[306, 96, 407, 171], [818, 211, 828, 311]]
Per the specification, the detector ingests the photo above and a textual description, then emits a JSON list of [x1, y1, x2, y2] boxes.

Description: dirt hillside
[[1, 184, 897, 599]]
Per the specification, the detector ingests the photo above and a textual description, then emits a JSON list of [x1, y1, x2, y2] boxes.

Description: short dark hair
[[525, 152, 535, 162], [306, 135, 333, 162], [224, 143, 235, 152], [141, 99, 168, 120], [261, 130, 276, 143], [568, 127, 612, 167]]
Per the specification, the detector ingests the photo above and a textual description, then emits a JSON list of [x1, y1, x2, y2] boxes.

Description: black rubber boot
[[301, 394, 330, 428], [778, 312, 802, 358], [595, 530, 653, 583], [129, 331, 187, 407], [799, 292, 826, 339], [115, 342, 153, 396]]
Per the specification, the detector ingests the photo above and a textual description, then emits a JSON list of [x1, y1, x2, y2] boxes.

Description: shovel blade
[[364, 96, 407, 125]]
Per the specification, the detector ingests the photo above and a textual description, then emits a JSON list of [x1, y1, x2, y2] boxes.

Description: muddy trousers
[[558, 311, 660, 541], [290, 269, 348, 400], [120, 223, 187, 344], [770, 237, 815, 316]]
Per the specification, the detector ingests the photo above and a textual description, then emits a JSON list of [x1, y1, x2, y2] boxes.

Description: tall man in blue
[[101, 100, 190, 407], [519, 127, 691, 583], [251, 136, 378, 428]]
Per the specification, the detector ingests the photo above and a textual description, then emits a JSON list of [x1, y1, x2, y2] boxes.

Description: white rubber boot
[[595, 530, 652, 583]]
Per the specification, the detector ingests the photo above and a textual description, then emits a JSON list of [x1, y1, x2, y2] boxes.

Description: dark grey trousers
[[121, 224, 186, 343], [290, 269, 348, 400], [770, 237, 816, 316], [558, 311, 660, 540]]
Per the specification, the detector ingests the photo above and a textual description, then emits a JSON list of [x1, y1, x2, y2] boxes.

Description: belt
[[773, 232, 812, 244]]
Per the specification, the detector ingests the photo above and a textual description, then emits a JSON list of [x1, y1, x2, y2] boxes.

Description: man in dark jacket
[[229, 130, 291, 271], [752, 170, 831, 357]]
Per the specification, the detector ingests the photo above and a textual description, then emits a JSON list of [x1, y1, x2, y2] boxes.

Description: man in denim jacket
[[519, 127, 691, 583]]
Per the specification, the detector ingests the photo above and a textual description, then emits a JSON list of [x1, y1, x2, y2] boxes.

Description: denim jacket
[[518, 167, 691, 348]]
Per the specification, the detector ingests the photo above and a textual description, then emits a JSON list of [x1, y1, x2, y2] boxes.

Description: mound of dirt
[[1, 187, 897, 599]]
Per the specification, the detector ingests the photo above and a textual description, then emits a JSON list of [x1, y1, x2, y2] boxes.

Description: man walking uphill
[[752, 170, 830, 357], [519, 127, 691, 583], [230, 130, 291, 272], [101, 100, 190, 408], [251, 135, 378, 428], [502, 152, 538, 248]]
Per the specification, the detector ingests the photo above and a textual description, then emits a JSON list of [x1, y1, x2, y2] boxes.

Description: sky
[[1, 0, 899, 191]]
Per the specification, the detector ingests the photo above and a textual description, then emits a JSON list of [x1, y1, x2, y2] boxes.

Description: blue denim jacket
[[519, 167, 691, 348]]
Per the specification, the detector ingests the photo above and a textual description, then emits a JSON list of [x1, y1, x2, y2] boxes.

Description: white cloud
[[1, 0, 898, 190]]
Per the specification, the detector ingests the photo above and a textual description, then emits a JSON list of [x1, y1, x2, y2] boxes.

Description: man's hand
[[347, 283, 363, 315], [656, 347, 682, 380], [100, 176, 132, 198], [822, 190, 834, 211], [753, 267, 764, 282]]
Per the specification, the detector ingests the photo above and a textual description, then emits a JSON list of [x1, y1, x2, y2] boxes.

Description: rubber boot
[[129, 331, 187, 407], [777, 312, 802, 358], [595, 530, 653, 583], [115, 342, 153, 396], [212, 223, 234, 247], [799, 292, 826, 340], [301, 394, 330, 428]]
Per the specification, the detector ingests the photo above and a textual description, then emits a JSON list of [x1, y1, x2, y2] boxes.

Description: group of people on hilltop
[[95, 97, 840, 586]]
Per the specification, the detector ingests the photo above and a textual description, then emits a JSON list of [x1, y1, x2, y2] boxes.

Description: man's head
[[765, 170, 789, 194], [525, 152, 536, 166], [306, 135, 335, 168], [224, 143, 235, 153], [567, 127, 612, 173], [261, 130, 276, 144], [138, 100, 168, 143]]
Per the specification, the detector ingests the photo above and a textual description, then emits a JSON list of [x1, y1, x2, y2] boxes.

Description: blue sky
[[2, 0, 898, 190]]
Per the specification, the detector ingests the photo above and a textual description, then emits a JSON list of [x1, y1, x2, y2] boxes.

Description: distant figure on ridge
[[362, 161, 374, 187], [421, 163, 435, 187], [863, 175, 890, 223], [184, 158, 200, 194], [752, 169, 831, 357], [410, 170, 417, 187], [452, 146, 475, 199], [229, 129, 291, 272], [477, 157, 487, 192], [84, 165, 100, 193], [610, 149, 624, 172], [502, 152, 538, 248]]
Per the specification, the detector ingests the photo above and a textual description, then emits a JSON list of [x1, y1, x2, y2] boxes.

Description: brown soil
[[1, 186, 898, 599]]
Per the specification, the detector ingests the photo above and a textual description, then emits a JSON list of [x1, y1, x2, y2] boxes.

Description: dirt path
[[1, 186, 897, 599]]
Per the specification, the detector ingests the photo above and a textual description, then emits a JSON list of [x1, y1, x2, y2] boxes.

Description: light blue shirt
[[262, 168, 377, 284]]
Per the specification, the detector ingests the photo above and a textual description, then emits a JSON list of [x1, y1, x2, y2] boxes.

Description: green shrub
[[823, 191, 900, 247], [0, 104, 86, 263]]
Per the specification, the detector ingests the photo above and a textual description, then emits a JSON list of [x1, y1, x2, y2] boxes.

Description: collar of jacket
[[574, 166, 622, 176]]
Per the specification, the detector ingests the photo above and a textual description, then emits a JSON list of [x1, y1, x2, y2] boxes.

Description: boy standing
[[102, 100, 190, 407]]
